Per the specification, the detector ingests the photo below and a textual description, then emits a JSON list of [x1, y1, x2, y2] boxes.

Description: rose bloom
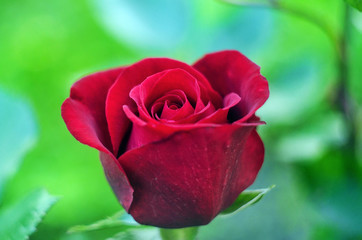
[[61, 50, 269, 228]]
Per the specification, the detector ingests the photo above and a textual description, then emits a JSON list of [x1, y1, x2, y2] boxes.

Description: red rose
[[61, 50, 269, 228]]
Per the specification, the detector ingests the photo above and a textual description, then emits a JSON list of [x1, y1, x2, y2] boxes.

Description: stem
[[160, 227, 199, 240], [336, 4, 358, 177]]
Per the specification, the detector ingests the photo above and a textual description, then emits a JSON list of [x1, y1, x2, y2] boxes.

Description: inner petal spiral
[[129, 69, 208, 122], [150, 90, 194, 121]]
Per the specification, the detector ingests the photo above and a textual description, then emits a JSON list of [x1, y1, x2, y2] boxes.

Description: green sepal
[[221, 185, 275, 215]]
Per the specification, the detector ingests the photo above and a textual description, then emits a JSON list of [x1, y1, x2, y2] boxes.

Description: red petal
[[100, 152, 134, 211], [61, 67, 134, 211], [150, 90, 194, 121], [129, 68, 206, 124], [123, 101, 218, 151], [106, 58, 221, 154], [193, 50, 269, 123], [131, 69, 201, 109], [220, 129, 265, 211], [198, 92, 241, 124], [118, 125, 264, 228], [61, 67, 123, 152]]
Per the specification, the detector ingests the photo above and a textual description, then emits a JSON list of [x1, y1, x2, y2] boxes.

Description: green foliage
[[275, 113, 346, 162], [0, 91, 56, 239], [69, 211, 199, 240], [68, 211, 161, 240], [0, 189, 57, 240], [345, 0, 362, 11], [68, 211, 141, 233], [221, 186, 275, 215]]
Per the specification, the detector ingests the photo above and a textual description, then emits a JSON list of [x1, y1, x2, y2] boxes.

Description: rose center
[[150, 90, 189, 120], [128, 68, 224, 124], [168, 102, 182, 110]]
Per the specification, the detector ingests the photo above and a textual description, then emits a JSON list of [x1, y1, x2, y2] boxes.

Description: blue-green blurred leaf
[[221, 186, 275, 215], [91, 0, 190, 50], [0, 189, 57, 240], [208, 9, 273, 55], [0, 90, 37, 199], [346, 0, 362, 11], [187, 0, 273, 61]]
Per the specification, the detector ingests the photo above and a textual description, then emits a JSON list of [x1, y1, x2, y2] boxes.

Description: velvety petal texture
[[119, 125, 263, 228], [61, 50, 269, 228]]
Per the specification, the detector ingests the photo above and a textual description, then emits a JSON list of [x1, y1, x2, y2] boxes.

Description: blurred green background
[[0, 0, 361, 239]]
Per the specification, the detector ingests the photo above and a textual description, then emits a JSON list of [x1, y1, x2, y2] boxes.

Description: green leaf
[[221, 185, 275, 215], [0, 189, 57, 240], [345, 0, 362, 11], [0, 91, 37, 199], [107, 229, 160, 240], [160, 227, 199, 240], [68, 211, 143, 233]]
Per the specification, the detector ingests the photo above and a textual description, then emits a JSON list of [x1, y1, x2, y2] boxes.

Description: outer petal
[[123, 104, 225, 151], [62, 67, 123, 152], [193, 50, 269, 123], [61, 67, 134, 211], [106, 58, 222, 155], [118, 125, 264, 228], [100, 152, 134, 211]]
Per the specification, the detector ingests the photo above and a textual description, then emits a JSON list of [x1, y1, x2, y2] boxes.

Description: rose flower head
[[61, 50, 269, 228]]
